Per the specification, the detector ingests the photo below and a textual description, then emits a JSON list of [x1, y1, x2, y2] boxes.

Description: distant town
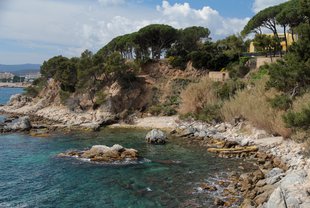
[[0, 71, 41, 83]]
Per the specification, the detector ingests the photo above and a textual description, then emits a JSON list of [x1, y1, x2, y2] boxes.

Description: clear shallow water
[[0, 88, 255, 207], [0, 130, 255, 208]]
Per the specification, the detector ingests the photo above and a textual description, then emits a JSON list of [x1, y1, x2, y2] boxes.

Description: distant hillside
[[0, 64, 41, 75]]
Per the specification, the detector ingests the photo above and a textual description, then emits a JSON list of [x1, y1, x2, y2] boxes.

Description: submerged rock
[[145, 129, 167, 144], [58, 144, 139, 164]]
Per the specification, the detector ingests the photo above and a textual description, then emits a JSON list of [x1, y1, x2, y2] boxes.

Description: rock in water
[[4, 116, 32, 131], [145, 129, 167, 144], [59, 144, 139, 164]]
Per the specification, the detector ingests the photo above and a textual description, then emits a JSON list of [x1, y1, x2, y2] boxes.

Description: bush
[[179, 77, 219, 114], [269, 94, 292, 110], [283, 105, 310, 130], [168, 56, 187, 70], [118, 71, 137, 89], [24, 86, 39, 98], [59, 90, 71, 105], [227, 63, 250, 79], [194, 104, 221, 123], [213, 79, 245, 100], [179, 77, 222, 122], [221, 77, 291, 137], [283, 92, 310, 130], [94, 91, 107, 106]]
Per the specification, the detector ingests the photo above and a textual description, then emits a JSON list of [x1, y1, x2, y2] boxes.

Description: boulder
[[145, 129, 167, 144], [82, 145, 110, 158], [280, 170, 307, 188], [4, 116, 32, 131], [266, 168, 284, 178], [179, 126, 196, 137], [8, 94, 31, 107], [60, 144, 139, 164]]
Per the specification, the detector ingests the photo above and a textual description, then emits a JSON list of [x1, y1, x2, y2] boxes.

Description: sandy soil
[[109, 116, 179, 130]]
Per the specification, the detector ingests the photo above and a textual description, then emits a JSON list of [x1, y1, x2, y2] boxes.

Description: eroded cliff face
[[0, 60, 204, 128], [0, 79, 146, 128]]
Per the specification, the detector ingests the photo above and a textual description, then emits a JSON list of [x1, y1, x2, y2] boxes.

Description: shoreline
[[0, 82, 30, 88], [0, 107, 309, 207], [105, 117, 310, 207]]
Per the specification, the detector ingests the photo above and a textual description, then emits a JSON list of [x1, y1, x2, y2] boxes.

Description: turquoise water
[[0, 88, 255, 207]]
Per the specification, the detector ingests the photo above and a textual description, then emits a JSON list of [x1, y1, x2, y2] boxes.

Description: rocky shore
[[174, 120, 310, 208], [1, 94, 309, 207], [0, 93, 116, 131]]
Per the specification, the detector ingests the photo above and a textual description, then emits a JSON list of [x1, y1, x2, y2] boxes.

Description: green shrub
[[213, 79, 245, 100], [196, 104, 221, 122], [59, 90, 71, 105], [148, 105, 162, 116], [249, 67, 269, 81], [94, 91, 107, 106], [283, 104, 310, 130], [118, 71, 137, 89], [24, 86, 39, 98], [269, 94, 292, 110], [168, 56, 187, 70], [227, 62, 250, 79]]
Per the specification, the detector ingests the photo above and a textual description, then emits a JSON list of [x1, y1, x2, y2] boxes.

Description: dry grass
[[221, 77, 291, 137], [178, 77, 219, 115], [291, 92, 310, 111]]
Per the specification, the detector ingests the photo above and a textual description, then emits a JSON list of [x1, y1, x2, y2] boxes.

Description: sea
[[0, 87, 254, 207]]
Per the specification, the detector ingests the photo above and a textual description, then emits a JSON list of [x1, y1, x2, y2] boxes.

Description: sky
[[0, 0, 288, 64]]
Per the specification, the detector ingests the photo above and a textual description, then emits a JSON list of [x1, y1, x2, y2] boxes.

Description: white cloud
[[252, 0, 289, 13], [156, 1, 248, 36], [0, 0, 251, 64]]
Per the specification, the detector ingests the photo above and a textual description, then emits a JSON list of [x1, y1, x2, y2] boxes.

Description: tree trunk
[[283, 25, 288, 52], [291, 29, 295, 42]]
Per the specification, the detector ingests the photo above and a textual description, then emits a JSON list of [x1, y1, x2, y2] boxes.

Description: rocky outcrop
[[58, 144, 140, 164], [1, 116, 32, 133], [145, 129, 167, 144]]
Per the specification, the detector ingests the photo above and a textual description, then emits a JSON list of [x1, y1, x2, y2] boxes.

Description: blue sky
[[0, 0, 288, 64]]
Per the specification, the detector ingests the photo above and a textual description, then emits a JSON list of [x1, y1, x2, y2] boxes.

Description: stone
[[82, 145, 110, 158], [254, 192, 270, 206], [216, 123, 226, 132], [253, 129, 268, 139], [200, 183, 217, 191], [197, 131, 207, 138], [266, 168, 284, 178], [280, 170, 307, 188], [266, 187, 286, 208], [253, 169, 265, 183], [4, 116, 32, 131], [60, 144, 139, 164], [266, 174, 285, 185], [214, 198, 225, 206], [256, 180, 267, 187], [179, 126, 196, 137], [110, 144, 124, 152], [145, 129, 167, 144]]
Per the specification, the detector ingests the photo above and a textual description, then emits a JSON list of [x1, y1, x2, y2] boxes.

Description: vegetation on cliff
[[25, 0, 310, 141]]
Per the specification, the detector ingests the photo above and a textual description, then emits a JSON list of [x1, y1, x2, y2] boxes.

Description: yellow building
[[249, 33, 297, 53]]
